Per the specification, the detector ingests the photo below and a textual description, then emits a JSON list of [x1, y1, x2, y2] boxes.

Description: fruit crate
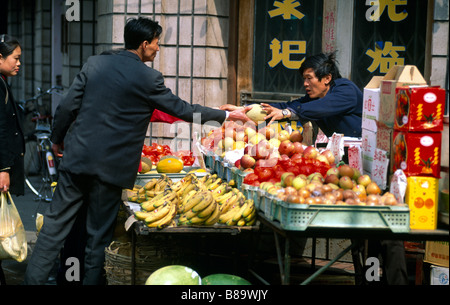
[[277, 202, 410, 232], [242, 184, 260, 209], [223, 163, 234, 183], [204, 154, 214, 170], [234, 169, 250, 190]]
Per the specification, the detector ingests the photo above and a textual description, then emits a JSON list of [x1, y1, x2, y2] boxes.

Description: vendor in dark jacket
[[261, 52, 363, 138]]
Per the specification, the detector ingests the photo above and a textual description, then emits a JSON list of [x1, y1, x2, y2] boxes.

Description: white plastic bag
[[0, 192, 27, 262]]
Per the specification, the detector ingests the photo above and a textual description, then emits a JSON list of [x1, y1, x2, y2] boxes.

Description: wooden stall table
[[122, 201, 259, 285]]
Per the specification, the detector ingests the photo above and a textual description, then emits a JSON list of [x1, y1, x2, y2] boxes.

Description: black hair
[[124, 17, 163, 50], [299, 51, 342, 83], [0, 34, 21, 58]]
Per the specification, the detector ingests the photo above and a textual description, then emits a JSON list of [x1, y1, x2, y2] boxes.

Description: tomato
[[243, 173, 260, 186], [254, 167, 274, 182]]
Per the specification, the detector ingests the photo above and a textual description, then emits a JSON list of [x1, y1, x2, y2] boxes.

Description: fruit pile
[[127, 173, 256, 229], [258, 163, 401, 206]]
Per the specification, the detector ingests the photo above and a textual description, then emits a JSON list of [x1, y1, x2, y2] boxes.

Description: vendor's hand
[[52, 143, 64, 158], [0, 171, 10, 193], [219, 104, 242, 111], [261, 103, 284, 125]]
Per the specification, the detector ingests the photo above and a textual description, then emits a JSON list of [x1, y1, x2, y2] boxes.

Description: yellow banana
[[198, 174, 210, 184], [220, 192, 241, 214], [203, 204, 220, 226], [192, 192, 214, 213], [137, 194, 147, 203], [219, 204, 241, 224], [180, 182, 197, 198], [138, 187, 146, 194], [144, 178, 158, 190], [183, 208, 199, 220], [178, 189, 198, 214], [216, 190, 234, 204], [197, 200, 217, 218], [246, 217, 256, 226], [134, 211, 155, 221], [237, 218, 246, 226], [233, 202, 248, 222], [153, 191, 178, 209], [180, 192, 205, 213], [226, 218, 239, 226], [128, 195, 138, 202], [178, 214, 189, 225], [207, 178, 222, 190], [144, 203, 172, 224], [188, 215, 206, 225], [242, 200, 255, 218], [244, 209, 256, 223], [141, 191, 167, 211], [149, 203, 177, 229]]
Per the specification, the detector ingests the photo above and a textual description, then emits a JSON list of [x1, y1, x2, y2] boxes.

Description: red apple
[[292, 142, 304, 154], [281, 172, 295, 187], [278, 140, 295, 157], [303, 145, 319, 159], [250, 142, 270, 160], [240, 154, 256, 169], [320, 150, 335, 165]]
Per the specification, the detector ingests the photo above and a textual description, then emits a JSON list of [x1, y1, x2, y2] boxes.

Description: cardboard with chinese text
[[361, 125, 393, 174], [362, 76, 383, 132]]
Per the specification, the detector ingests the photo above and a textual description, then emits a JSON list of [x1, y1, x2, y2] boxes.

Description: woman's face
[[302, 68, 332, 99], [0, 46, 22, 77]]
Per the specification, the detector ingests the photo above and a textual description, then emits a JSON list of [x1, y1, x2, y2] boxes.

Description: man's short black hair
[[124, 17, 163, 50], [299, 51, 342, 83]]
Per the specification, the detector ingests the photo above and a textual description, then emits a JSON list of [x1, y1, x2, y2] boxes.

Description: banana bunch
[[218, 199, 256, 226], [124, 185, 146, 203], [143, 174, 173, 198], [134, 189, 180, 229], [178, 191, 220, 226]]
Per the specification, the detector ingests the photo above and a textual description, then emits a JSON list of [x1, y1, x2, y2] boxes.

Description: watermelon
[[145, 265, 201, 285], [202, 273, 251, 285]]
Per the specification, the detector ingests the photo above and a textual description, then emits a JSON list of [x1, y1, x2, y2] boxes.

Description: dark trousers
[[24, 170, 122, 285]]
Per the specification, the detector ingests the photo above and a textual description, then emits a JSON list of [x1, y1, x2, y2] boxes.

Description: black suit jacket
[[0, 75, 25, 195], [51, 50, 227, 189]]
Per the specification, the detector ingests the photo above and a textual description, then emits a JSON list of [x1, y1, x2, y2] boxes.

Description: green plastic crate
[[278, 202, 410, 233]]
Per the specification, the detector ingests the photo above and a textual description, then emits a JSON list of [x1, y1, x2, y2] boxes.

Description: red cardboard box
[[395, 86, 446, 132], [391, 131, 442, 178]]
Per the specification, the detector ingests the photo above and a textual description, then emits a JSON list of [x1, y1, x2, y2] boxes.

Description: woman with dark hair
[[0, 34, 24, 285], [221, 52, 363, 137]]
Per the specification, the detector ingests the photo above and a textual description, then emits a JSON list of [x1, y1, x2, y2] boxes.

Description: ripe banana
[[178, 189, 198, 214], [188, 215, 206, 225], [191, 192, 214, 213], [237, 218, 246, 226], [203, 204, 220, 226], [218, 204, 241, 224], [197, 200, 217, 218], [141, 191, 167, 211], [144, 202, 172, 224], [242, 200, 255, 218], [178, 214, 189, 225], [134, 211, 154, 221], [232, 201, 248, 222], [207, 178, 222, 190], [147, 202, 177, 229], [153, 191, 178, 209], [183, 208, 199, 220], [144, 178, 158, 190], [179, 191, 205, 213], [220, 191, 242, 214], [244, 209, 256, 223]]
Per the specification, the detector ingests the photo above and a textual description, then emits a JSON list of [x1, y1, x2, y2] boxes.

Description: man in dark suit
[[24, 17, 250, 285]]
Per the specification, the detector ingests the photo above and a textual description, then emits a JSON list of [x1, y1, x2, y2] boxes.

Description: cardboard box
[[361, 126, 393, 173], [425, 241, 449, 268], [405, 176, 439, 230], [380, 65, 427, 128], [394, 86, 446, 132], [391, 131, 442, 178], [362, 76, 383, 132], [430, 265, 449, 285]]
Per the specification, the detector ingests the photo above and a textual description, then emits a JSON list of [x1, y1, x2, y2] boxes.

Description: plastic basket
[[278, 202, 410, 232]]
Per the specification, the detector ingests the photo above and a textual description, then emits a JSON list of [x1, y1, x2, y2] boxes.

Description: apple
[[277, 130, 290, 142], [223, 137, 235, 151], [292, 142, 304, 154], [292, 175, 307, 190], [366, 182, 381, 195], [268, 137, 281, 148], [250, 142, 270, 160], [324, 174, 340, 185], [352, 168, 361, 182], [338, 164, 354, 178], [281, 172, 295, 187], [278, 140, 295, 157], [357, 174, 372, 187], [326, 167, 340, 177], [316, 154, 330, 165], [256, 157, 278, 168], [339, 176, 353, 190], [240, 154, 256, 169], [303, 145, 319, 159], [289, 130, 303, 143], [249, 133, 266, 145], [235, 131, 247, 142], [320, 150, 335, 165], [290, 152, 303, 161]]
